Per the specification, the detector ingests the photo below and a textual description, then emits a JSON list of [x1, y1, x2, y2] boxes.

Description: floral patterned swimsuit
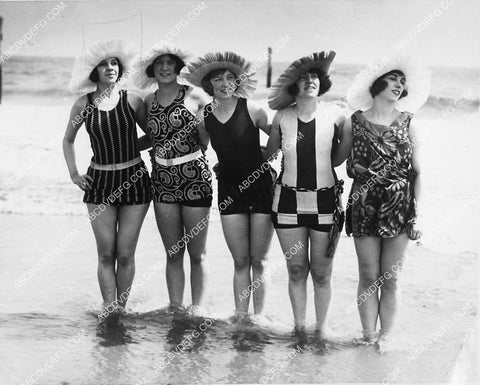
[[346, 110, 417, 238]]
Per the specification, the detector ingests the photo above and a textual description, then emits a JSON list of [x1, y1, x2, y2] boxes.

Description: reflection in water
[[95, 313, 134, 347]]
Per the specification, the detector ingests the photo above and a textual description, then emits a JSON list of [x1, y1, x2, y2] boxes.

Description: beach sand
[[0, 102, 478, 384]]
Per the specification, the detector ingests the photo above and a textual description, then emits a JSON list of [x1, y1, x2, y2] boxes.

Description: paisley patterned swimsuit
[[147, 85, 212, 205]]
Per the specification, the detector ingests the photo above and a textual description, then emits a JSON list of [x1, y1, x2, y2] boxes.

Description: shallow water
[[0, 213, 477, 385]]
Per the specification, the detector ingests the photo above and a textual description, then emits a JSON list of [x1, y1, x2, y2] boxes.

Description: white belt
[[90, 156, 142, 171], [155, 150, 202, 167]]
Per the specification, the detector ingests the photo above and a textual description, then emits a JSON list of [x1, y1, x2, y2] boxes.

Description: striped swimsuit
[[271, 104, 344, 256], [83, 90, 151, 205]]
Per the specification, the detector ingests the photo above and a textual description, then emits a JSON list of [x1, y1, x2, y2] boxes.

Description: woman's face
[[210, 70, 237, 99], [96, 57, 120, 84], [295, 71, 320, 99], [378, 72, 406, 101], [153, 55, 177, 84]]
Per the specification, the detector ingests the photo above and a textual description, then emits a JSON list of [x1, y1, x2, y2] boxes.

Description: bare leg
[[249, 213, 274, 315], [115, 203, 150, 308], [275, 227, 309, 329], [379, 233, 409, 336], [309, 229, 334, 338], [87, 204, 118, 307], [154, 202, 185, 308], [354, 236, 382, 341], [221, 214, 250, 314], [182, 205, 210, 307]]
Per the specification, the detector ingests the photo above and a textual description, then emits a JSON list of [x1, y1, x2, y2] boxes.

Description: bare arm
[[189, 86, 211, 110], [264, 111, 282, 160], [196, 107, 210, 152], [246, 100, 270, 135], [62, 96, 93, 191], [409, 119, 422, 239], [331, 115, 352, 167], [135, 93, 154, 151]]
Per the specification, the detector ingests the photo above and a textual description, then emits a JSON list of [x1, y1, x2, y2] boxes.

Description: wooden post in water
[[266, 47, 272, 88], [0, 16, 3, 104]]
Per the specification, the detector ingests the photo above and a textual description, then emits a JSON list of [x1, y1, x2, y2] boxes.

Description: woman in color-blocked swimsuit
[[266, 51, 347, 341]]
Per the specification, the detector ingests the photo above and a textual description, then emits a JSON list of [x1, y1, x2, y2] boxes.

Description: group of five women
[[63, 39, 430, 346]]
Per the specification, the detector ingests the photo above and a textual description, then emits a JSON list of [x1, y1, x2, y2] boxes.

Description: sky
[[0, 0, 479, 67]]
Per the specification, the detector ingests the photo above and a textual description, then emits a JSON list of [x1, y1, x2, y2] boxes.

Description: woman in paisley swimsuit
[[64, 40, 151, 317], [340, 56, 430, 346], [184, 52, 274, 317], [133, 43, 212, 311], [266, 52, 347, 341]]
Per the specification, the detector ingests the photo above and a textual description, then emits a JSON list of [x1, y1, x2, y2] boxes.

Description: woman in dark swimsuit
[[184, 52, 274, 317], [63, 40, 151, 318]]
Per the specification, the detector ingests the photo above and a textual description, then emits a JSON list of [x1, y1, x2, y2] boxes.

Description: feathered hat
[[132, 42, 191, 89], [346, 55, 431, 113], [268, 51, 336, 110], [182, 52, 257, 98], [68, 39, 137, 93]]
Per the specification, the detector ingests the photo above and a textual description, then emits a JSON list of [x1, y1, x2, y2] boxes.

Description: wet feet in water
[[291, 325, 308, 349]]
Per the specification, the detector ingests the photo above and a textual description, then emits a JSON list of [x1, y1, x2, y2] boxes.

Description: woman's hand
[[71, 174, 93, 191], [407, 215, 423, 241]]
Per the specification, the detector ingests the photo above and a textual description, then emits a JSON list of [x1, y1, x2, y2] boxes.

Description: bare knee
[[251, 257, 266, 273], [288, 264, 309, 283], [380, 273, 400, 293], [233, 256, 250, 270], [190, 249, 206, 265], [310, 267, 332, 286], [358, 268, 380, 290], [98, 251, 115, 265], [117, 252, 134, 267]]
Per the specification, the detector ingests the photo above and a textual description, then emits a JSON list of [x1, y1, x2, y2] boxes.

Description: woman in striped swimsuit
[[184, 52, 274, 317], [63, 40, 151, 318], [133, 44, 212, 312], [266, 52, 347, 342]]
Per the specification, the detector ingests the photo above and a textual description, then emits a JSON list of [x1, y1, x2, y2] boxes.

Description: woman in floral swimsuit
[[337, 56, 430, 347]]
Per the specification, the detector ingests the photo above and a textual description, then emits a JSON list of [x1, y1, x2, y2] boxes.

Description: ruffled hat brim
[[346, 55, 431, 113], [182, 52, 257, 99], [132, 42, 191, 89], [268, 51, 336, 110], [68, 39, 138, 94]]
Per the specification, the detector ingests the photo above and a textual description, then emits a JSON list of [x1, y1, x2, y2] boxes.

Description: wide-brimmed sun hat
[[268, 51, 336, 110], [69, 39, 137, 93], [346, 55, 431, 113], [132, 42, 191, 89], [182, 52, 257, 98]]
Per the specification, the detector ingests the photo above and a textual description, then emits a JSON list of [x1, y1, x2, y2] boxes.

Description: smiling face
[[209, 70, 237, 99], [377, 71, 406, 101], [96, 57, 120, 84], [153, 54, 178, 84], [295, 70, 320, 99]]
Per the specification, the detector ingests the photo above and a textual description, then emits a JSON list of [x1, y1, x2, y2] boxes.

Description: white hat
[[346, 55, 431, 113], [182, 51, 257, 99], [132, 42, 190, 89], [68, 39, 137, 93], [268, 51, 336, 110]]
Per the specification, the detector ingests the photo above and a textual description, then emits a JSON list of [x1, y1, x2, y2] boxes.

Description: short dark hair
[[287, 70, 332, 97], [201, 68, 237, 96], [88, 58, 123, 83], [146, 54, 185, 78], [369, 70, 408, 99]]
